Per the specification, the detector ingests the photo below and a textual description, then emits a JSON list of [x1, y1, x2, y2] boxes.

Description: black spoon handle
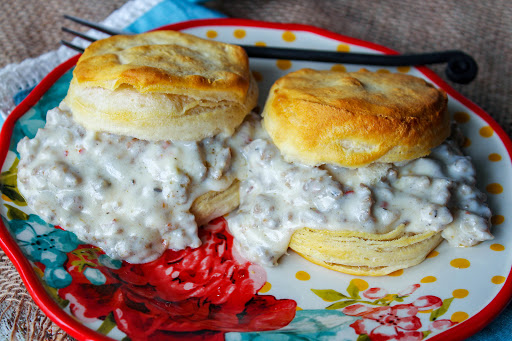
[[241, 46, 478, 84]]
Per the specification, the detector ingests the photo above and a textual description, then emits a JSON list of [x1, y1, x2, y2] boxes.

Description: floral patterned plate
[[1, 19, 511, 341]]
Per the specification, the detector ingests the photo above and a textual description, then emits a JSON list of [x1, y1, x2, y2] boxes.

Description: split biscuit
[[262, 69, 450, 275]]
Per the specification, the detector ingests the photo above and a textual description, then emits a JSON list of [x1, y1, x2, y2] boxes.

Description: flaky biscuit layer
[[65, 75, 258, 141], [289, 225, 443, 276], [191, 180, 240, 227]]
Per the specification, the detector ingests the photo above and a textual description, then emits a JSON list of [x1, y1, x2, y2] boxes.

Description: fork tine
[[61, 40, 85, 53], [63, 14, 129, 36], [61, 27, 97, 42]]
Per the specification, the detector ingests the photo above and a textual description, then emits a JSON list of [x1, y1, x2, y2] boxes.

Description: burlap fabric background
[[0, 0, 510, 339]]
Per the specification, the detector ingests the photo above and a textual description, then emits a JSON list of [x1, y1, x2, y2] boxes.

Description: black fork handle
[[62, 14, 478, 84], [241, 46, 478, 84]]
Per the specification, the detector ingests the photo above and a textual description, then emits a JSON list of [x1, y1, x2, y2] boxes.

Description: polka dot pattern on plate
[[397, 66, 411, 73], [426, 250, 440, 258], [295, 271, 310, 281], [486, 183, 503, 194], [276, 60, 292, 70], [488, 153, 502, 162], [336, 44, 350, 52], [387, 269, 403, 276], [418, 309, 434, 314], [350, 278, 369, 291], [451, 311, 469, 322], [453, 112, 471, 123], [491, 215, 505, 225], [206, 30, 217, 39], [233, 29, 246, 39], [252, 71, 263, 82], [450, 258, 470, 269], [490, 243, 505, 251], [479, 126, 494, 137], [453, 289, 469, 298], [282, 31, 296, 42], [492, 276, 506, 284], [331, 64, 347, 72], [421, 276, 437, 283], [259, 282, 272, 293]]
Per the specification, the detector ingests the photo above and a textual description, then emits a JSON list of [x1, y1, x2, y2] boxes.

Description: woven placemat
[[0, 0, 127, 67], [0, 0, 510, 340]]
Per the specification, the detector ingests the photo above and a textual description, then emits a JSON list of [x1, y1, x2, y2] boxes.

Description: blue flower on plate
[[10, 69, 73, 154], [98, 254, 122, 270], [226, 309, 360, 341], [83, 267, 107, 285], [9, 215, 80, 288]]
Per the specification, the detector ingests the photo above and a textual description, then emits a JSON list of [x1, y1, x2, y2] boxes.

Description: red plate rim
[[0, 18, 510, 341]]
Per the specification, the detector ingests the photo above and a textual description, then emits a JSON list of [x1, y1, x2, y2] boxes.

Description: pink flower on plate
[[342, 294, 447, 340], [397, 284, 421, 297], [363, 287, 388, 300], [343, 303, 423, 341], [412, 295, 443, 311], [429, 319, 457, 332]]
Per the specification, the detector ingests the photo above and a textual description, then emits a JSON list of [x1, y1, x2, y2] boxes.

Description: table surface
[[0, 0, 510, 340]]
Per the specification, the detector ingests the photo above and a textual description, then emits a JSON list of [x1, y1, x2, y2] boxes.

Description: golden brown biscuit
[[65, 30, 258, 141], [262, 69, 449, 167]]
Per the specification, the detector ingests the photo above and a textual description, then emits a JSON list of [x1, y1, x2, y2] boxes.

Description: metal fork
[[61, 15, 478, 84]]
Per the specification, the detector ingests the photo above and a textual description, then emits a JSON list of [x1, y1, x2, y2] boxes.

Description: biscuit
[[65, 30, 258, 141], [191, 180, 240, 226], [262, 69, 449, 167], [289, 225, 443, 276]]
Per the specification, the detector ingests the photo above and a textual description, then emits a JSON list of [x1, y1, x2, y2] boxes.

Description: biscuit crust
[[262, 69, 449, 167], [65, 31, 258, 141], [73, 30, 251, 101]]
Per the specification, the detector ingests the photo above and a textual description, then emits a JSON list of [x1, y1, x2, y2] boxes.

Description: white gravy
[[17, 104, 239, 263], [227, 120, 493, 266], [17, 108, 492, 266]]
